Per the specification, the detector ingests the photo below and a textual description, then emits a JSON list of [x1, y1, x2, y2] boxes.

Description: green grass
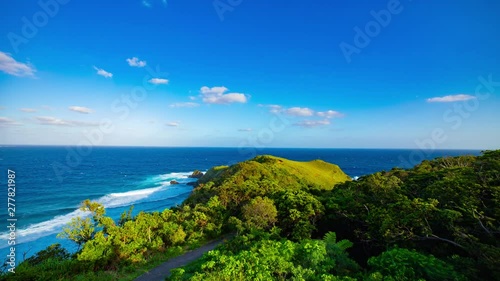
[[199, 165, 229, 184], [200, 155, 350, 191], [254, 155, 351, 189], [192, 155, 352, 207]]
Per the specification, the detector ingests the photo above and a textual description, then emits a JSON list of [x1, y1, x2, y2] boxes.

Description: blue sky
[[0, 0, 499, 149]]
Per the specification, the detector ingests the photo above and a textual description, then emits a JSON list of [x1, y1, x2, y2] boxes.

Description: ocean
[[0, 146, 481, 262]]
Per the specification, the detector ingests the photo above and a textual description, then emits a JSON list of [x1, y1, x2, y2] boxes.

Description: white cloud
[[238, 128, 253, 132], [166, 121, 180, 127], [426, 94, 476, 103], [259, 104, 283, 114], [0, 117, 14, 123], [317, 110, 344, 118], [70, 120, 100, 126], [189, 96, 197, 101], [93, 66, 113, 78], [69, 106, 93, 114], [269, 105, 283, 114], [20, 108, 37, 113], [0, 51, 36, 77], [0, 117, 20, 126], [142, 0, 167, 7], [261, 105, 344, 121], [200, 86, 248, 104], [126, 57, 146, 67], [285, 107, 314, 117], [36, 116, 99, 127], [169, 102, 199, 108], [294, 119, 330, 128], [149, 78, 169, 85], [36, 116, 69, 126], [214, 93, 247, 104]]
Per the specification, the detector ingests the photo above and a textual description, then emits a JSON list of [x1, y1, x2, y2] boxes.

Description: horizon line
[[0, 144, 489, 151]]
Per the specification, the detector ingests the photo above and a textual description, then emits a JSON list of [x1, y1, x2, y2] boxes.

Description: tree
[[57, 216, 95, 249], [242, 196, 278, 230], [275, 190, 324, 240], [368, 248, 466, 281], [58, 200, 112, 249], [323, 232, 360, 276]]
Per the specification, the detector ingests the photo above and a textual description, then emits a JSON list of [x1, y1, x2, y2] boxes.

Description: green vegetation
[[2, 152, 499, 280], [198, 155, 350, 189], [168, 231, 360, 281], [321, 150, 500, 277]]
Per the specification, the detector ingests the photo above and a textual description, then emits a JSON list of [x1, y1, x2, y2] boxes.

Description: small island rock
[[188, 170, 204, 178], [170, 180, 179, 185]]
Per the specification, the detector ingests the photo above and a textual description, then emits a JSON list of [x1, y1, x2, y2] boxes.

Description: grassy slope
[[199, 155, 351, 190], [271, 156, 351, 189]]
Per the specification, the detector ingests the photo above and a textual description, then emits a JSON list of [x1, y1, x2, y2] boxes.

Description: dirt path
[[134, 238, 227, 281]]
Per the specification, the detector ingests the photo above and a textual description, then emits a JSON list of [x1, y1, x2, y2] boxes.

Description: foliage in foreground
[[169, 231, 361, 281], [168, 230, 467, 281]]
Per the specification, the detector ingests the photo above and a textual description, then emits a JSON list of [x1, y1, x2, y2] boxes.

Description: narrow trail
[[134, 237, 227, 281]]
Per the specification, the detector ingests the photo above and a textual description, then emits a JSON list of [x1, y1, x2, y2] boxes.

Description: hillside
[[187, 155, 351, 207], [200, 155, 350, 188]]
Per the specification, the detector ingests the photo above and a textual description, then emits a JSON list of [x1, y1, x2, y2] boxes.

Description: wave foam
[[0, 171, 196, 247], [154, 172, 193, 181], [0, 209, 89, 245], [98, 186, 164, 208]]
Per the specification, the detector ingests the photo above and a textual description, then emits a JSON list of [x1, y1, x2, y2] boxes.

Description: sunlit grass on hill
[[199, 155, 351, 190]]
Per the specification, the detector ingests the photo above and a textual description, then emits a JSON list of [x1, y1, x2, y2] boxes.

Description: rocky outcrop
[[170, 180, 179, 185], [188, 170, 204, 179]]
